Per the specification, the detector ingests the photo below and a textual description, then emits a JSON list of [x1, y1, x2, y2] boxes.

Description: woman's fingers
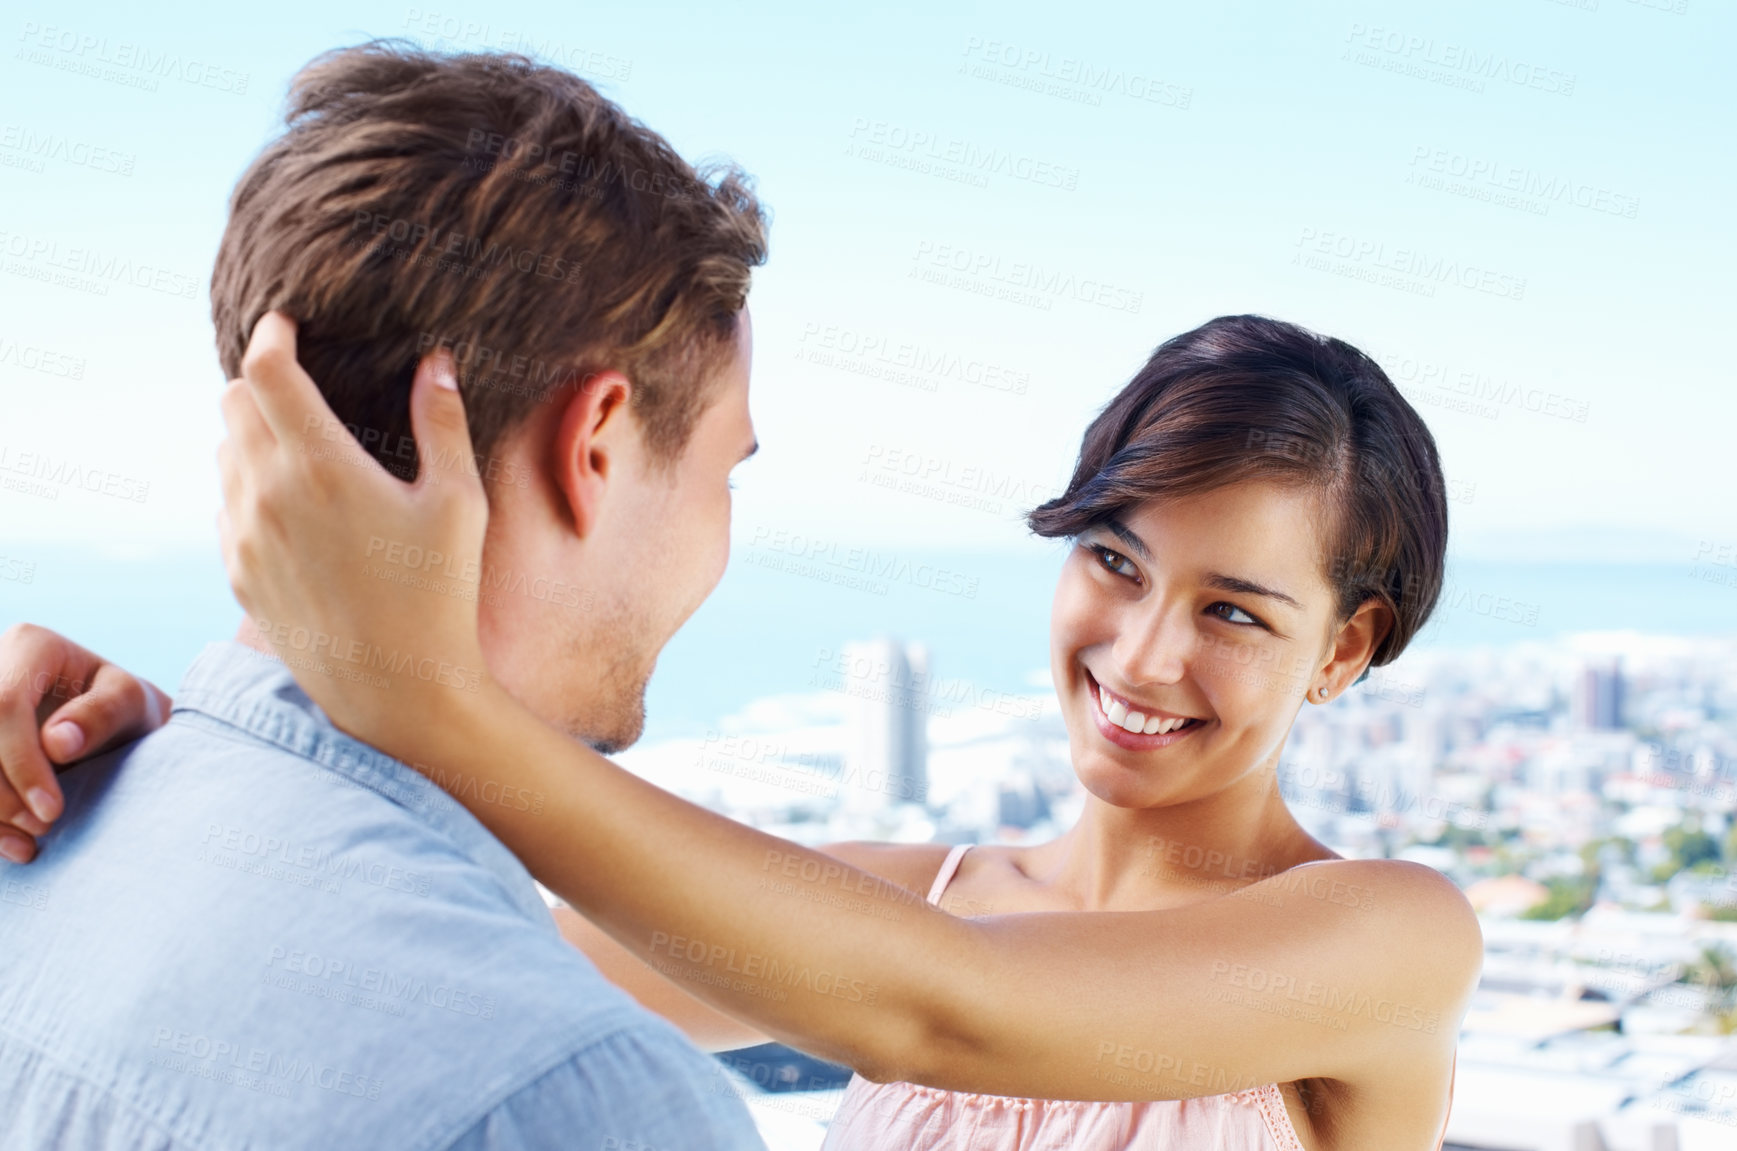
[[407, 352, 471, 483], [39, 662, 167, 765], [0, 824, 39, 864], [238, 311, 321, 443], [0, 624, 78, 829], [0, 626, 170, 862], [220, 376, 275, 457]]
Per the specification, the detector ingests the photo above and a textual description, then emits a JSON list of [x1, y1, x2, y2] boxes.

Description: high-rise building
[[1572, 659, 1625, 731], [841, 638, 930, 811]]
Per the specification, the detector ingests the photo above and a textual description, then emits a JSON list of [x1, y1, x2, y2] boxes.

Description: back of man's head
[[211, 40, 767, 483]]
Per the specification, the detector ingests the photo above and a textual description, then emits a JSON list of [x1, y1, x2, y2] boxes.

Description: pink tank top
[[819, 845, 1458, 1151]]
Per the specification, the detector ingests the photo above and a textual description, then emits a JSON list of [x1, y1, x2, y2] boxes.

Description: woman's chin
[[1072, 757, 1191, 810]]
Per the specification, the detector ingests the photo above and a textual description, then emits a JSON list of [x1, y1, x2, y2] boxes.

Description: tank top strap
[[926, 844, 973, 905], [1432, 1048, 1458, 1151]]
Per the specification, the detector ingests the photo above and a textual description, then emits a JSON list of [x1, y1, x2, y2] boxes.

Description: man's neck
[[233, 620, 272, 655]]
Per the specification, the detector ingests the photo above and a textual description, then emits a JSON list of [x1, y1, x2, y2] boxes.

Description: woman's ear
[[553, 371, 633, 537], [1319, 599, 1393, 698]]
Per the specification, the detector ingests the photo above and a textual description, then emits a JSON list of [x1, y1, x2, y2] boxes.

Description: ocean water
[[2, 544, 1733, 743]]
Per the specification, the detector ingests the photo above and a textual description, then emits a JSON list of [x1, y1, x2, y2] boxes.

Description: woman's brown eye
[[1211, 602, 1260, 627]]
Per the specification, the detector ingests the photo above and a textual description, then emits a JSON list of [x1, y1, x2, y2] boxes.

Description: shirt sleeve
[[442, 1024, 768, 1151]]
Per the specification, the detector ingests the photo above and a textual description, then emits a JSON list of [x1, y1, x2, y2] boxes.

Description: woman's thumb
[[408, 351, 477, 491]]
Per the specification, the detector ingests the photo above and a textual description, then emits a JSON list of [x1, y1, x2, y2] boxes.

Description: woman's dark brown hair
[[1028, 314, 1447, 671]]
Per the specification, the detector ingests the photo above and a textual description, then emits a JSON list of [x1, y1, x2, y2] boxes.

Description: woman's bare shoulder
[[818, 840, 958, 895], [1248, 857, 1484, 982]]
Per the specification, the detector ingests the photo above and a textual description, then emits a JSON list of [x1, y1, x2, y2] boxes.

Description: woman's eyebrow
[[1204, 572, 1303, 610], [1103, 519, 1151, 561], [1104, 519, 1304, 610]]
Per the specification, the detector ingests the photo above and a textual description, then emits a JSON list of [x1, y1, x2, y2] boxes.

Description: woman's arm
[[547, 842, 945, 1054], [385, 677, 1479, 1097], [551, 905, 771, 1052], [218, 313, 1483, 1101]]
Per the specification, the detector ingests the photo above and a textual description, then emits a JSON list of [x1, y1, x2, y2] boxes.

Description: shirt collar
[[171, 641, 554, 928]]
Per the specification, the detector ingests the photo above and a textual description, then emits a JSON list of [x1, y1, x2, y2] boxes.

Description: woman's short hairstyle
[[1028, 314, 1447, 670]]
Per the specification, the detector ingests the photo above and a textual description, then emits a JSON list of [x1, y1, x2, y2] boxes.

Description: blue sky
[[1, 0, 1732, 567]]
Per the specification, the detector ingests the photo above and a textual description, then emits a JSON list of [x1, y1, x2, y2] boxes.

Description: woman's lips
[[1084, 669, 1207, 751]]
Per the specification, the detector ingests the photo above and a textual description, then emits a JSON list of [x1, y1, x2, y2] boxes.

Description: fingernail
[[25, 787, 58, 824], [0, 836, 32, 864], [45, 721, 85, 760]]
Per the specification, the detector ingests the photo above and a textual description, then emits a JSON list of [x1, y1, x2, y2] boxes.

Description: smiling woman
[[190, 306, 1476, 1151], [0, 310, 1475, 1151]]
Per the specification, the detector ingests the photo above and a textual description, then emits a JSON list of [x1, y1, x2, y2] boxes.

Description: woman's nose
[[1109, 602, 1192, 688]]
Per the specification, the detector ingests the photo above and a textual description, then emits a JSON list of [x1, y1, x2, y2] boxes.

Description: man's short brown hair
[[212, 40, 768, 479]]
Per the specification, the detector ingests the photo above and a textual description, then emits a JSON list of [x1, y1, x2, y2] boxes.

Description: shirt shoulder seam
[[419, 1016, 726, 1151]]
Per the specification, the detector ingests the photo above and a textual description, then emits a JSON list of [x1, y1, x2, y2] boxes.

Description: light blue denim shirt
[[0, 642, 765, 1151]]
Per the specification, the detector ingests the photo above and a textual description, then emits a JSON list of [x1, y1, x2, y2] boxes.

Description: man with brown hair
[[0, 40, 768, 1150]]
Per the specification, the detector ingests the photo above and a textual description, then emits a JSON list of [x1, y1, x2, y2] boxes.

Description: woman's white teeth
[[1097, 679, 1194, 736]]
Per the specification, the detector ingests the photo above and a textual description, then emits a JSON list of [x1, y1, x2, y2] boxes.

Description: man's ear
[[553, 370, 633, 538]]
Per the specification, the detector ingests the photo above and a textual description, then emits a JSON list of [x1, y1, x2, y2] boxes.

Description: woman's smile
[[1083, 667, 1210, 752]]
